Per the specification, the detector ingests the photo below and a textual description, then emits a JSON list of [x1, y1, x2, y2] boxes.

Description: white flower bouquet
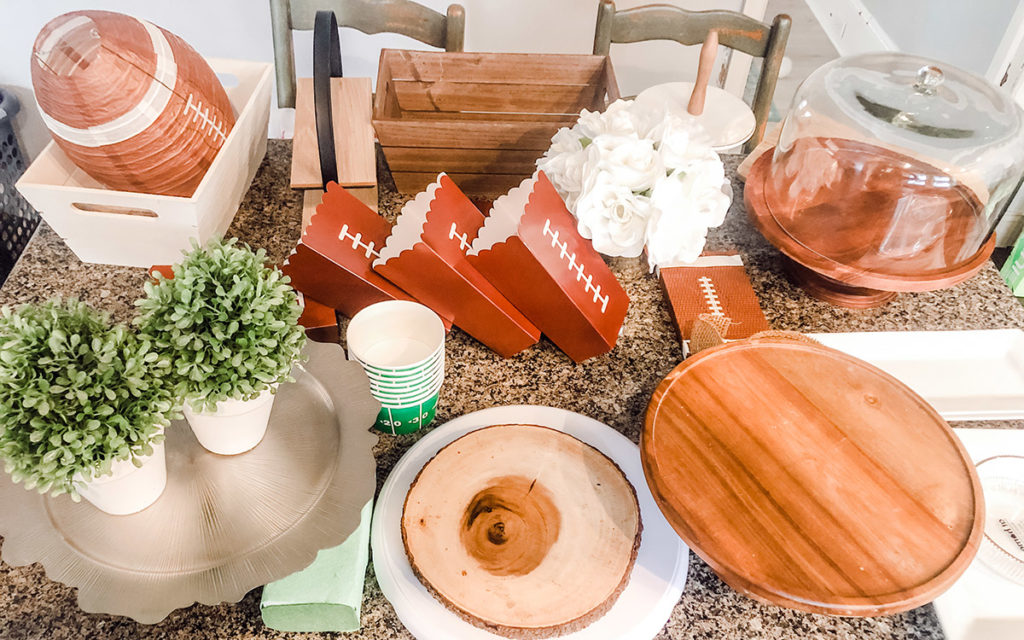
[[537, 99, 731, 270]]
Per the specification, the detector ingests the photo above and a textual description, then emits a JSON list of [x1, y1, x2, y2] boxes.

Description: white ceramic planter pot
[[76, 440, 167, 515], [183, 387, 277, 455]]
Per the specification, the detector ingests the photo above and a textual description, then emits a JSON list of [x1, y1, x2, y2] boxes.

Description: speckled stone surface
[[1, 140, 1022, 640]]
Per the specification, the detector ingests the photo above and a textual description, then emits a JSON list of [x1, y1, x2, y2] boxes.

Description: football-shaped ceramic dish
[[31, 10, 235, 197]]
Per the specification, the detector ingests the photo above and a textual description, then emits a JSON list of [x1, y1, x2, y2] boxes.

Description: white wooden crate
[[16, 59, 272, 268]]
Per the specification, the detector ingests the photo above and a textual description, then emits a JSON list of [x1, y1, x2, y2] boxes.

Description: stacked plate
[[633, 82, 756, 153], [347, 301, 445, 435]]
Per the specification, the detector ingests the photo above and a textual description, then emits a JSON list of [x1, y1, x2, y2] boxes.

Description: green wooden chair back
[[593, 0, 791, 152], [270, 0, 466, 108]]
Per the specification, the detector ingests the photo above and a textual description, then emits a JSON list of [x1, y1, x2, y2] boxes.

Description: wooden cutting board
[[642, 336, 983, 616]]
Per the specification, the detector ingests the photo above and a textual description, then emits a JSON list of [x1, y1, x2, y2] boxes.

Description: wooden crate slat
[[383, 147, 541, 174], [380, 49, 608, 86], [291, 77, 376, 189], [392, 111, 575, 123], [392, 171, 531, 196], [389, 80, 598, 115], [374, 119, 564, 150]]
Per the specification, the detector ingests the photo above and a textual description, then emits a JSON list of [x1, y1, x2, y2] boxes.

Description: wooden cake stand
[[402, 424, 641, 639], [744, 139, 995, 308], [641, 336, 984, 616]]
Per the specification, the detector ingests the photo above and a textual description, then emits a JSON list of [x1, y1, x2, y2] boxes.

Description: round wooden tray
[[641, 337, 984, 616], [744, 142, 995, 308]]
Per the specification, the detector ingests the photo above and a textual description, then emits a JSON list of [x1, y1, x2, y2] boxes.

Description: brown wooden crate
[[383, 147, 541, 174], [372, 51, 618, 196], [392, 171, 529, 196]]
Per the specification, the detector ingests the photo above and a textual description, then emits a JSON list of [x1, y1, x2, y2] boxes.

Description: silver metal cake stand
[[0, 340, 379, 623]]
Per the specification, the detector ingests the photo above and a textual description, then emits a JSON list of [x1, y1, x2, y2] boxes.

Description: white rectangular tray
[[810, 330, 1024, 421], [16, 59, 272, 268], [934, 428, 1024, 640]]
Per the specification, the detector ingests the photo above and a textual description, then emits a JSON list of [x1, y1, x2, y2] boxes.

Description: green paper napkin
[[260, 500, 373, 632]]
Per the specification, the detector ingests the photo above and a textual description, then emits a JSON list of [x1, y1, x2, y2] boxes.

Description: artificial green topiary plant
[[135, 238, 306, 413], [0, 299, 177, 498]]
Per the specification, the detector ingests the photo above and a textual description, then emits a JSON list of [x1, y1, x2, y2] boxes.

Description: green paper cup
[[354, 347, 444, 376], [347, 301, 444, 371], [348, 301, 445, 435], [358, 351, 444, 383], [370, 372, 443, 402], [374, 392, 440, 435], [367, 364, 444, 392], [370, 383, 441, 404]]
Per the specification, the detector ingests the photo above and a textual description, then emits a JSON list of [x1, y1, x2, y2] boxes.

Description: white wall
[[1, 0, 747, 160], [859, 0, 1018, 76]]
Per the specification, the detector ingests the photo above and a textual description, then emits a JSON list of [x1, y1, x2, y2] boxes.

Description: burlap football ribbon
[[689, 314, 820, 355]]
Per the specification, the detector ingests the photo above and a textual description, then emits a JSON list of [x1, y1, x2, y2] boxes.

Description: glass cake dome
[[746, 52, 1024, 307]]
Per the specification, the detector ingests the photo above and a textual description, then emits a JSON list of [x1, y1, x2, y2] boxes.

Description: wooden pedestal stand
[[744, 143, 995, 308]]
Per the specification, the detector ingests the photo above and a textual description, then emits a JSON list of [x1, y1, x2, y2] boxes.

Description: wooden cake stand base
[[782, 258, 898, 309], [744, 141, 995, 309]]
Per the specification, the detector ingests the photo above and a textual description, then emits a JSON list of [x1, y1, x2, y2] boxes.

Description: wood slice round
[[402, 424, 642, 639], [744, 141, 995, 295], [642, 337, 983, 616]]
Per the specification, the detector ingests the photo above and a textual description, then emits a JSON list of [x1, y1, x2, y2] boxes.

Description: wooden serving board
[[291, 77, 376, 189], [642, 337, 983, 616]]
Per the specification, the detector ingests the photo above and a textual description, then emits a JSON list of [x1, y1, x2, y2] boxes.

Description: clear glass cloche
[[760, 52, 1024, 282]]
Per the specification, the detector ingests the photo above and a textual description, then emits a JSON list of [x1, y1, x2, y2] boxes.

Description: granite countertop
[[2, 140, 1022, 640]]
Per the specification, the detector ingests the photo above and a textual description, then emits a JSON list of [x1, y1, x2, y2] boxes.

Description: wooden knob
[[688, 30, 718, 116]]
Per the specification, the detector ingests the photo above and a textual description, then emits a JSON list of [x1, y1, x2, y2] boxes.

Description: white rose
[[646, 205, 709, 269], [684, 164, 730, 227], [645, 167, 732, 269], [656, 115, 717, 170], [574, 172, 653, 257], [577, 99, 638, 139], [537, 147, 588, 206], [630, 102, 669, 139], [587, 134, 664, 192], [547, 125, 584, 155]]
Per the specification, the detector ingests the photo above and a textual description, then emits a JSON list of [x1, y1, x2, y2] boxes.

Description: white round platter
[[634, 81, 756, 152], [371, 404, 690, 640]]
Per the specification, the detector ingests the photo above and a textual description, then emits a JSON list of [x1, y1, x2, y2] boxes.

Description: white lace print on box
[[374, 177, 444, 266], [338, 223, 381, 259], [698, 276, 725, 316], [469, 174, 534, 255], [542, 218, 609, 314]]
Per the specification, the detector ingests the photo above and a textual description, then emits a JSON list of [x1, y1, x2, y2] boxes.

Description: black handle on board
[[313, 10, 343, 189]]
